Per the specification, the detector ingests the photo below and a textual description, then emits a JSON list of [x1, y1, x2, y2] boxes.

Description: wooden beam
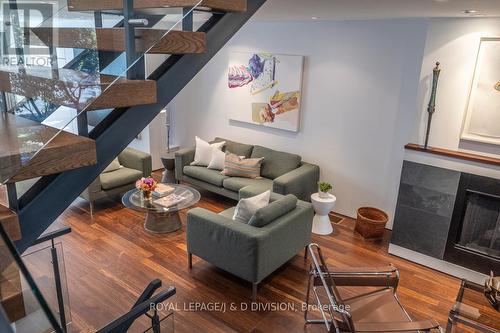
[[0, 205, 21, 241], [0, 113, 97, 183], [31, 28, 206, 54], [0, 68, 157, 110], [405, 143, 500, 167], [67, 0, 246, 12]]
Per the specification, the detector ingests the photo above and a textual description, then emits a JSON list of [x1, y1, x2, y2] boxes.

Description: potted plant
[[318, 181, 332, 198], [136, 177, 158, 201]]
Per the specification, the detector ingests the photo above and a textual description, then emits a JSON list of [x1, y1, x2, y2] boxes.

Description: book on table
[[154, 193, 185, 208], [153, 184, 175, 197]]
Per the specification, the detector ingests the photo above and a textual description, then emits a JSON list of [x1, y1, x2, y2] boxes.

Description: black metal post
[[77, 110, 89, 137], [6, 182, 18, 211], [51, 238, 67, 332], [123, 0, 137, 79], [182, 7, 194, 31]]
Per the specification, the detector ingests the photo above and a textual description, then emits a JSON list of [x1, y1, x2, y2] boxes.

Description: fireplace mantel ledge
[[405, 143, 500, 168]]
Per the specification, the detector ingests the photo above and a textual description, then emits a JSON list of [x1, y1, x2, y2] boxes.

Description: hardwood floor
[[13, 181, 490, 332]]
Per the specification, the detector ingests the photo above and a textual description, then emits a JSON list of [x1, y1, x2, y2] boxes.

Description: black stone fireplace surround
[[391, 161, 499, 276], [444, 173, 500, 274]]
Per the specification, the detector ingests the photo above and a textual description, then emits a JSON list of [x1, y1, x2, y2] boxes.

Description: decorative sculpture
[[424, 62, 441, 149]]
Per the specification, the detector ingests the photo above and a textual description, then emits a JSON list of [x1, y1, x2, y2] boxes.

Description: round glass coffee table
[[122, 184, 200, 234]]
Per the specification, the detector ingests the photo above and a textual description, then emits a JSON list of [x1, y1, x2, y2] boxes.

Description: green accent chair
[[80, 147, 152, 215], [175, 137, 320, 202], [187, 187, 314, 300]]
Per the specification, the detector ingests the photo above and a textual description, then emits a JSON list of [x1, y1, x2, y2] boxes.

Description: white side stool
[[311, 193, 337, 235]]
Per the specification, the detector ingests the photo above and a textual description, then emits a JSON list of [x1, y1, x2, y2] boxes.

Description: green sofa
[[187, 187, 314, 300], [175, 137, 320, 202], [80, 147, 152, 215]]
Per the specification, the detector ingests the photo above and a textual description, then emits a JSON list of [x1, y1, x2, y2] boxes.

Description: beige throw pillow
[[222, 153, 263, 179], [103, 158, 122, 173]]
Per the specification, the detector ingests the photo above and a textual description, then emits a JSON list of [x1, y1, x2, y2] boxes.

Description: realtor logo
[[1, 0, 58, 66]]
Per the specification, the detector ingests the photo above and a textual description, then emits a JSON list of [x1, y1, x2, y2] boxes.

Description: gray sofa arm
[[175, 147, 195, 180], [119, 147, 152, 177], [273, 163, 320, 201]]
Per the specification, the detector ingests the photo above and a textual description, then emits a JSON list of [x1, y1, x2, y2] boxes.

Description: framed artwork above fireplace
[[461, 37, 500, 146]]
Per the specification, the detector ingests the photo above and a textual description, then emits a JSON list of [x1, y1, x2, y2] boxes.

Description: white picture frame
[[461, 37, 500, 145]]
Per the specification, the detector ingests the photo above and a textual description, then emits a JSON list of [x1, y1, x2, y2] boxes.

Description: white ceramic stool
[[311, 193, 337, 235]]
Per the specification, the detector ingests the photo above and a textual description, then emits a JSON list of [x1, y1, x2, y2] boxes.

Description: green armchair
[[80, 147, 152, 215], [187, 188, 314, 300]]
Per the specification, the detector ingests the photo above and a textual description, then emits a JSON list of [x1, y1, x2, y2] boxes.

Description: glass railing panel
[[0, 226, 62, 332], [22, 241, 71, 331], [0, 1, 206, 185]]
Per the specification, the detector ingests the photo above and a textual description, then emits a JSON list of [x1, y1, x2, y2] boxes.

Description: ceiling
[[253, 0, 500, 21]]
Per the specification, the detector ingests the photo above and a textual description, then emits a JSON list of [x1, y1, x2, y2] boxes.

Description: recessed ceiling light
[[462, 9, 478, 14], [311, 16, 320, 20]]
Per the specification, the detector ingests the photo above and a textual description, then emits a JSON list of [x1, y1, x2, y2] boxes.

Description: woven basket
[[355, 207, 388, 239]]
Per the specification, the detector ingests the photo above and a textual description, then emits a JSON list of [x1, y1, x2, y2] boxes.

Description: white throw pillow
[[207, 146, 226, 170], [191, 137, 225, 166], [233, 190, 271, 224]]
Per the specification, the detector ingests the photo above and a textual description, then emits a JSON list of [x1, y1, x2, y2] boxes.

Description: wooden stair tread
[[0, 112, 97, 183], [0, 204, 21, 241], [0, 66, 157, 110], [67, 0, 246, 12], [31, 28, 206, 54]]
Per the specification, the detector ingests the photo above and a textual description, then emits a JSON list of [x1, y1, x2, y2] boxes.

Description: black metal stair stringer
[[14, 0, 267, 252]]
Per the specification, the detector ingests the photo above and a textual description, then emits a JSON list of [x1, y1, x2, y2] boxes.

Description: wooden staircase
[[31, 28, 206, 54], [67, 0, 247, 12]]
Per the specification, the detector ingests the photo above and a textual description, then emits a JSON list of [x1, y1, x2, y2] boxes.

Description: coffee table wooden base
[[144, 212, 182, 234]]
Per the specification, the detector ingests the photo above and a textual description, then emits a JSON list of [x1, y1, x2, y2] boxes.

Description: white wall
[[408, 18, 500, 179], [167, 17, 500, 227], [170, 19, 429, 226]]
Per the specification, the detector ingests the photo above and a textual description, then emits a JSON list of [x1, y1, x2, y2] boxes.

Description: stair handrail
[[96, 285, 176, 333]]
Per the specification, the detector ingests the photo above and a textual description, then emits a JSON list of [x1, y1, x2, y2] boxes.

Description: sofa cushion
[[251, 145, 302, 179], [214, 137, 254, 157], [248, 194, 298, 228], [100, 167, 143, 190], [184, 165, 228, 187], [223, 177, 273, 192]]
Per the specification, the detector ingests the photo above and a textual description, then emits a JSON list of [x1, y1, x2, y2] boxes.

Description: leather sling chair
[[304, 243, 443, 333]]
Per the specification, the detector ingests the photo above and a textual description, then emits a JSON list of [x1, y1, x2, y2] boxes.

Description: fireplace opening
[[457, 192, 500, 259], [444, 173, 500, 274]]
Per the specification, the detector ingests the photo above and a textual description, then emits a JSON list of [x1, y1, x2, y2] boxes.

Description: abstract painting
[[461, 37, 500, 145], [228, 52, 303, 132]]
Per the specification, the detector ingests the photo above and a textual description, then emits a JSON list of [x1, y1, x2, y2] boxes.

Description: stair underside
[[67, 0, 246, 12], [31, 28, 206, 54], [0, 113, 97, 183], [0, 68, 157, 110], [0, 205, 21, 241]]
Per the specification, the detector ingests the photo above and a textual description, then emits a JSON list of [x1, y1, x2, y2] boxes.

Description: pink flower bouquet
[[136, 177, 157, 199]]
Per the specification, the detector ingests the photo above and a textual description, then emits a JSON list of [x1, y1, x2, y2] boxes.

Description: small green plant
[[318, 181, 332, 193]]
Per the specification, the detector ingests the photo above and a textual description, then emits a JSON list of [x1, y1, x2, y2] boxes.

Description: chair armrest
[[273, 163, 319, 201], [330, 265, 398, 275], [175, 147, 195, 180], [118, 148, 152, 177], [325, 266, 399, 289], [354, 320, 441, 332], [187, 208, 266, 242]]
